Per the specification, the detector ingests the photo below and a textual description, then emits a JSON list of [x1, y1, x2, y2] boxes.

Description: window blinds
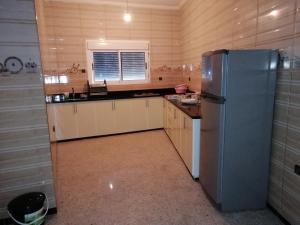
[[121, 52, 146, 81], [92, 51, 146, 81], [93, 52, 119, 81]]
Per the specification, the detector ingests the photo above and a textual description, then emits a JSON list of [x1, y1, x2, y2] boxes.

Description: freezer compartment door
[[201, 52, 227, 97], [200, 97, 225, 204]]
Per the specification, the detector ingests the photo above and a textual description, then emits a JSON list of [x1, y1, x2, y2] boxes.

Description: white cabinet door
[[76, 102, 97, 138], [49, 97, 167, 141], [175, 108, 182, 151], [166, 101, 173, 136], [147, 97, 163, 129], [181, 114, 193, 172], [165, 103, 181, 154], [131, 99, 148, 131], [94, 100, 116, 135], [163, 100, 200, 179], [163, 99, 168, 131], [46, 105, 56, 142], [53, 103, 77, 140], [114, 99, 134, 133]]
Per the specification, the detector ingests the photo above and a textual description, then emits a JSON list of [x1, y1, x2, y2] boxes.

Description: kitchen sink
[[133, 92, 160, 97]]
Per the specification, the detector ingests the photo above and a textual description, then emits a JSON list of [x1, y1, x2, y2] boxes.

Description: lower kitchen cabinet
[[164, 99, 171, 136], [163, 99, 168, 132], [181, 114, 193, 171], [165, 101, 180, 150], [164, 100, 200, 178], [130, 99, 148, 131], [46, 105, 56, 142], [147, 97, 164, 129], [181, 113, 200, 177], [47, 102, 98, 141], [113, 97, 163, 133], [51, 103, 78, 141], [77, 102, 97, 138], [95, 100, 115, 136], [47, 97, 163, 141], [172, 105, 181, 151], [114, 99, 136, 133]]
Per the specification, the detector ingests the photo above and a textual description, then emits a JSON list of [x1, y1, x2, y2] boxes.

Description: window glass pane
[[121, 52, 146, 81], [93, 52, 119, 81], [44, 75, 68, 84]]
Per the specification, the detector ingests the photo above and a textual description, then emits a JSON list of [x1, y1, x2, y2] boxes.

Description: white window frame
[[86, 40, 150, 85]]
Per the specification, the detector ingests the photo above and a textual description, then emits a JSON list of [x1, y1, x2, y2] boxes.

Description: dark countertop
[[167, 98, 201, 119], [46, 88, 177, 104], [46, 87, 201, 119]]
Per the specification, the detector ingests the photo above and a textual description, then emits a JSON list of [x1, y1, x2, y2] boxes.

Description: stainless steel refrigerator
[[200, 49, 278, 212]]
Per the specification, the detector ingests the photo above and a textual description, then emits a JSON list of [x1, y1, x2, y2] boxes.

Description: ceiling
[[48, 0, 187, 10]]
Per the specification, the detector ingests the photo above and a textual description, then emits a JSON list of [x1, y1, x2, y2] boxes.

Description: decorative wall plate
[[25, 61, 38, 73], [4, 56, 23, 74]]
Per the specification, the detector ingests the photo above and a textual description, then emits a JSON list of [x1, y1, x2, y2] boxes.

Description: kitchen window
[[87, 40, 150, 84]]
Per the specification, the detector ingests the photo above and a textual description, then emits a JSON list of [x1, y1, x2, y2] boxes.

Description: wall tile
[[180, 1, 299, 223], [0, 0, 56, 219], [36, 1, 183, 94]]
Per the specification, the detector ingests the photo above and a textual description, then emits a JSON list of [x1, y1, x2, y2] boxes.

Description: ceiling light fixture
[[269, 10, 278, 17], [123, 0, 132, 23]]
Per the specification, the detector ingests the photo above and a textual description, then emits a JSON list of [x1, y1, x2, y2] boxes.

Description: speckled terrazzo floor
[[48, 130, 283, 225]]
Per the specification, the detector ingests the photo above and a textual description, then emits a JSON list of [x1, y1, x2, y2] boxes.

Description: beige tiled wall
[[34, 0, 299, 223], [180, 1, 300, 224], [0, 0, 56, 219], [35, 0, 183, 94]]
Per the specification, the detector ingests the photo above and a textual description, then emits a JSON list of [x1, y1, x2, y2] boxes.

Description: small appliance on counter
[[45, 94, 65, 103], [88, 80, 108, 97]]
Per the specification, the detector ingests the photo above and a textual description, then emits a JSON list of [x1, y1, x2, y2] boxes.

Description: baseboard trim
[[267, 204, 290, 225], [56, 128, 164, 143]]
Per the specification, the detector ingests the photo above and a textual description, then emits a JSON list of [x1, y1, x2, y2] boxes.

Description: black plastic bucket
[[7, 192, 48, 225]]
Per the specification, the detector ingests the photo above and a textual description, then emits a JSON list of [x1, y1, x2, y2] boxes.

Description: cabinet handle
[[73, 104, 76, 113], [52, 126, 55, 132], [146, 99, 149, 107], [183, 117, 186, 129], [174, 109, 176, 119]]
